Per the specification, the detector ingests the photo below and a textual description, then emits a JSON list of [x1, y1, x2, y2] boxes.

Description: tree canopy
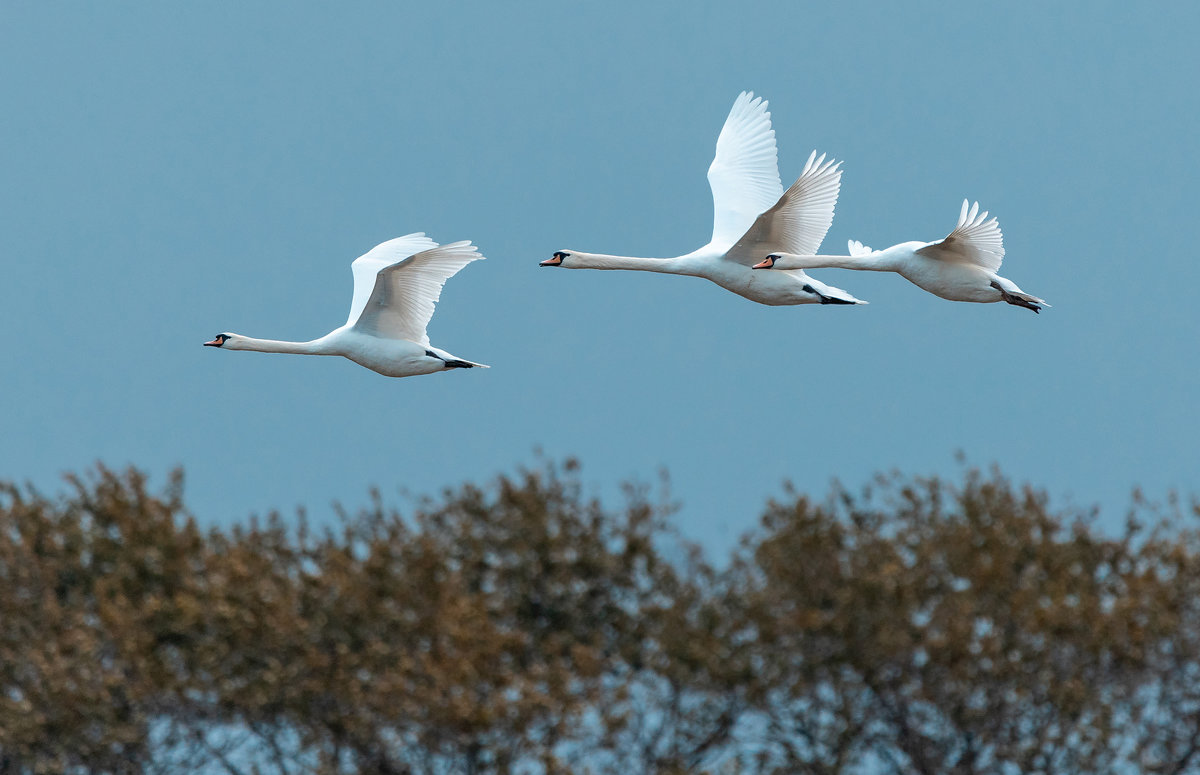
[[1, 462, 1198, 774]]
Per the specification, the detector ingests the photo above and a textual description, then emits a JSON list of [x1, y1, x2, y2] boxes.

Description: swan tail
[[988, 279, 1047, 313], [802, 280, 869, 306]]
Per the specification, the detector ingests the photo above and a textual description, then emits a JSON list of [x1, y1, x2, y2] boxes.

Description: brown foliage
[[739, 469, 1200, 774], [0, 462, 1198, 774]]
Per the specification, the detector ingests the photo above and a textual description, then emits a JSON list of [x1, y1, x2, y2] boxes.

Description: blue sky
[[2, 1, 1196, 549]]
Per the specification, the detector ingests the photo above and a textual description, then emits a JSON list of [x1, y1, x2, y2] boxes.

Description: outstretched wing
[[707, 91, 783, 250], [725, 151, 842, 265], [916, 200, 1005, 271], [346, 233, 439, 327], [351, 241, 483, 346]]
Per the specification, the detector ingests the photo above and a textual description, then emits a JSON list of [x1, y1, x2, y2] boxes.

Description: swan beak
[[751, 258, 774, 270], [539, 256, 562, 267], [203, 338, 223, 347]]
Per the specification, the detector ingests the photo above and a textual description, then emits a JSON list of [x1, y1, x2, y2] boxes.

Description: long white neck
[[774, 252, 895, 271], [227, 335, 332, 355], [565, 252, 694, 275]]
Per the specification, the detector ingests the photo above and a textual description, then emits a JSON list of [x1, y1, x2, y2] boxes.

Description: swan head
[[752, 254, 780, 270], [540, 250, 573, 267], [203, 333, 236, 348]]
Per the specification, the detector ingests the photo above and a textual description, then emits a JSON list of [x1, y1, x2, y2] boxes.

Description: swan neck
[[231, 336, 329, 355], [781, 253, 891, 271], [568, 252, 689, 274]]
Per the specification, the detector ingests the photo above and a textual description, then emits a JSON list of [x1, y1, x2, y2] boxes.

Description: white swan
[[204, 234, 489, 376], [539, 92, 866, 306], [752, 201, 1047, 313]]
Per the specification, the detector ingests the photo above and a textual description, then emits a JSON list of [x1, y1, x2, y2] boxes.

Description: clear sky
[[2, 1, 1196, 549]]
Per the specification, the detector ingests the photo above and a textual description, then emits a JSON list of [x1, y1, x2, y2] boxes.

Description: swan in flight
[[752, 201, 1047, 313], [204, 234, 489, 376], [540, 92, 866, 306]]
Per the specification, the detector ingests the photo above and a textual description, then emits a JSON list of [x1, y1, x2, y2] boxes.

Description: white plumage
[[205, 235, 488, 376], [353, 240, 482, 347], [540, 92, 867, 307], [708, 91, 784, 250], [344, 233, 439, 328], [915, 200, 1005, 273], [753, 200, 1047, 312]]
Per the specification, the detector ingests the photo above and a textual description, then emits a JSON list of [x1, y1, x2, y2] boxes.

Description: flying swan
[[752, 201, 1047, 312], [204, 234, 489, 376], [540, 92, 866, 306]]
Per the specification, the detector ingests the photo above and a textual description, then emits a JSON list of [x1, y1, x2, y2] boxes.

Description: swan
[[752, 201, 1047, 313], [539, 92, 866, 306], [204, 234, 489, 376]]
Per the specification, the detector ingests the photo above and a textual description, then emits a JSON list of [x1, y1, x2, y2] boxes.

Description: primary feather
[[707, 91, 784, 250], [346, 233, 439, 327], [915, 199, 1005, 272], [728, 151, 842, 265], [353, 241, 483, 347]]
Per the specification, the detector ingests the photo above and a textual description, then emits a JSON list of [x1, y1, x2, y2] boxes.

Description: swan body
[[753, 201, 1047, 313], [540, 92, 866, 307], [205, 234, 488, 377]]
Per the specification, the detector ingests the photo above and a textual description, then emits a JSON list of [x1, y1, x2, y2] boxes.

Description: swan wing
[[352, 241, 484, 346], [848, 239, 874, 256], [725, 151, 842, 265], [346, 233, 440, 327], [915, 200, 1005, 271], [707, 91, 783, 250]]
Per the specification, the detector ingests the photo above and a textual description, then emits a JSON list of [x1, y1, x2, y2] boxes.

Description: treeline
[[1, 462, 1199, 774]]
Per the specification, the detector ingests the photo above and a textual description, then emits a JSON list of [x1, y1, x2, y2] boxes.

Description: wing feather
[[725, 151, 842, 265], [345, 233, 439, 327], [915, 199, 1005, 271], [707, 92, 783, 250], [352, 241, 483, 346], [848, 239, 874, 256]]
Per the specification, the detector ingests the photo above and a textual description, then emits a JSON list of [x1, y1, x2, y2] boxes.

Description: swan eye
[[555, 251, 569, 259]]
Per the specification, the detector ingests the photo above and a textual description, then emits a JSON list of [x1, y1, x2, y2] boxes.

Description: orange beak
[[751, 257, 774, 269], [203, 338, 223, 347], [539, 256, 563, 267]]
